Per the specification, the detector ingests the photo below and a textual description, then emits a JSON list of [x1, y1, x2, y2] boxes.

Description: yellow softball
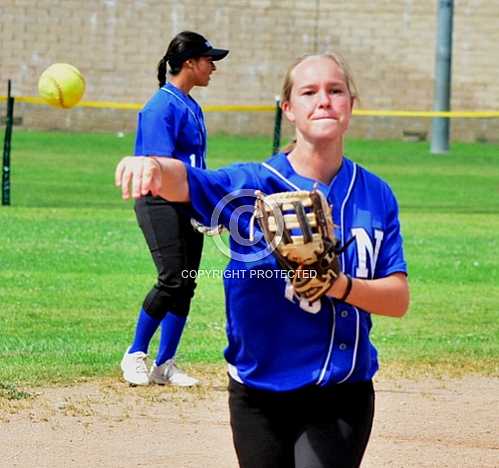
[[38, 63, 85, 109]]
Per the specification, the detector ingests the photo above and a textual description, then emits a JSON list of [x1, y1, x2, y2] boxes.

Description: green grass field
[[1, 130, 498, 389]]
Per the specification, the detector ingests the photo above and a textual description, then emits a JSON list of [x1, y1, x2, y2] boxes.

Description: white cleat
[[149, 359, 199, 387], [120, 348, 150, 386]]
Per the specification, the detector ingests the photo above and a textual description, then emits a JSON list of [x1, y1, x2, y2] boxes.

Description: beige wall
[[1, 0, 498, 142]]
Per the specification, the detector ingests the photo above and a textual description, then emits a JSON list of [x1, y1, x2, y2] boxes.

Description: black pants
[[228, 377, 375, 468], [134, 194, 204, 319]]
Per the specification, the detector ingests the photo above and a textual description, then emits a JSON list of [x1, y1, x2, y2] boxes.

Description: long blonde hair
[[280, 53, 358, 153]]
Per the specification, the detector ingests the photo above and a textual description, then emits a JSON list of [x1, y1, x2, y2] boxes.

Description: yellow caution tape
[[204, 104, 275, 112], [0, 96, 144, 110], [1, 95, 498, 118]]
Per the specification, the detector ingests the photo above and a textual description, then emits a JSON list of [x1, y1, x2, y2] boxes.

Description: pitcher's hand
[[115, 156, 162, 199]]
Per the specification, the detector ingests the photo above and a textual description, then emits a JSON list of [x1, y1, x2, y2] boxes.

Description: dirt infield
[[1, 371, 498, 468]]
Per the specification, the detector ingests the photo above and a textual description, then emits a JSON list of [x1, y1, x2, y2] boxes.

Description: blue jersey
[[185, 153, 407, 391], [134, 82, 207, 169]]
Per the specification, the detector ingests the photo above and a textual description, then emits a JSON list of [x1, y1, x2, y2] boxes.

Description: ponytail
[[281, 138, 297, 154], [157, 56, 167, 88]]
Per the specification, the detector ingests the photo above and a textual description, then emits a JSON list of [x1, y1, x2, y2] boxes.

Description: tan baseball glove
[[255, 188, 351, 304]]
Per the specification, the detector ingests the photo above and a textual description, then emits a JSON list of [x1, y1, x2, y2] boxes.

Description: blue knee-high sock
[[128, 308, 161, 354], [155, 313, 187, 365]]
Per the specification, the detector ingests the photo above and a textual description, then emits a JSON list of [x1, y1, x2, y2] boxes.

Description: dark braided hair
[[157, 31, 208, 87]]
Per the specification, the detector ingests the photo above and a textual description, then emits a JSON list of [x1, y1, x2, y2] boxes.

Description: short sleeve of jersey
[[134, 101, 186, 157], [375, 185, 408, 278], [185, 163, 259, 228]]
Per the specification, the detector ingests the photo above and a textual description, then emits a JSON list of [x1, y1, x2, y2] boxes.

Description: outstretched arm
[[114, 156, 189, 202]]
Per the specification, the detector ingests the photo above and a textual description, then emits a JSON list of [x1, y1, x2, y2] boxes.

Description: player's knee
[[143, 280, 196, 319], [142, 286, 171, 320]]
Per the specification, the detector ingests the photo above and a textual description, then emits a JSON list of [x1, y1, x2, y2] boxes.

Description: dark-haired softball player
[[116, 53, 410, 467], [120, 31, 229, 386]]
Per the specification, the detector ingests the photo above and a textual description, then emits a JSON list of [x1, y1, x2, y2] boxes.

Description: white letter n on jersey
[[351, 228, 384, 278]]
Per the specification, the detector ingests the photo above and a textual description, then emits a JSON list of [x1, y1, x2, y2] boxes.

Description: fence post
[[431, 0, 454, 154], [272, 95, 282, 155], [2, 79, 15, 206]]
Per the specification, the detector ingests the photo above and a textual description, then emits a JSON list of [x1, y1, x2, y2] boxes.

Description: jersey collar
[[163, 81, 190, 99], [265, 152, 355, 198]]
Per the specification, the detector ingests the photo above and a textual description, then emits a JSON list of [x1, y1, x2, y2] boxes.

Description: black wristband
[[339, 274, 353, 302]]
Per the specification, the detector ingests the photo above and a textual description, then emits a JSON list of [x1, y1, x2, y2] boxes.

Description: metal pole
[[272, 96, 282, 155], [431, 0, 454, 154], [2, 79, 14, 206]]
